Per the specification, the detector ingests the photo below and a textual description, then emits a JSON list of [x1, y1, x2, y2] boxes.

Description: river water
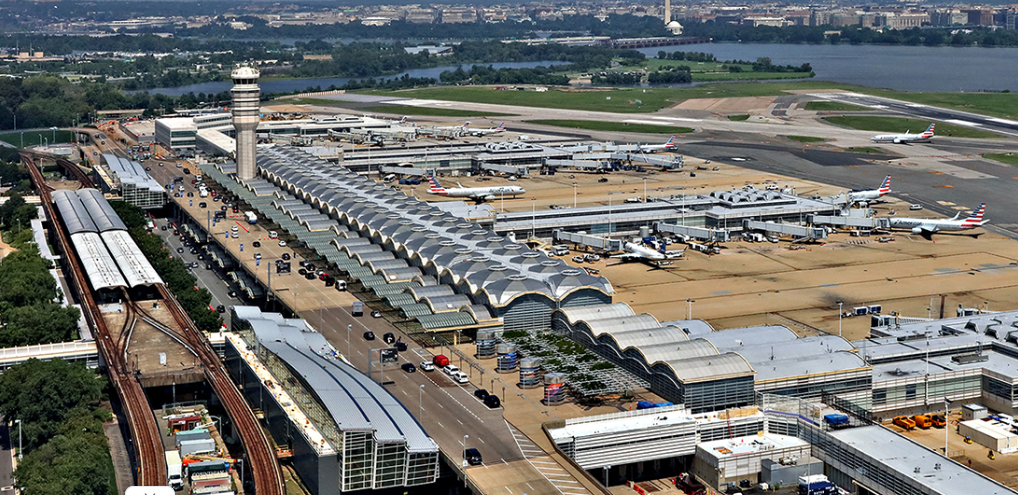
[[638, 43, 1018, 92], [140, 60, 568, 96], [142, 43, 1018, 95]]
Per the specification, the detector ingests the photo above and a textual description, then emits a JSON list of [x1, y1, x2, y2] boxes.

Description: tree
[[0, 359, 104, 450]]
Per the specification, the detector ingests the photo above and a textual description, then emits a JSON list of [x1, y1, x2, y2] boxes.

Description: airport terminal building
[[224, 307, 440, 495]]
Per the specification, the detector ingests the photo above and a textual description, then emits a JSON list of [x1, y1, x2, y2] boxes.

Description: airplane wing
[[915, 224, 939, 233], [609, 253, 644, 259]]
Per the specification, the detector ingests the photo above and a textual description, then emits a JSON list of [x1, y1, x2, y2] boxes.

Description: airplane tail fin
[[963, 202, 986, 226], [462, 122, 471, 129], [400, 116, 408, 124], [427, 175, 445, 193], [878, 174, 891, 194], [496, 122, 505, 131], [665, 136, 675, 147], [921, 123, 936, 138]]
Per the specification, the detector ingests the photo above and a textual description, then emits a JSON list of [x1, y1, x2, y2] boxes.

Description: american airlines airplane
[[427, 175, 525, 202], [889, 203, 987, 235], [610, 240, 685, 263], [871, 123, 935, 144], [638, 136, 678, 153], [466, 122, 506, 136], [847, 175, 891, 204]]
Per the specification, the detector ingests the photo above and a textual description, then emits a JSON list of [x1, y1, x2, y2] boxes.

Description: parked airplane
[[610, 239, 685, 263], [638, 136, 678, 153], [889, 202, 987, 235], [847, 175, 892, 204], [871, 123, 935, 144], [427, 175, 525, 202], [466, 122, 506, 136]]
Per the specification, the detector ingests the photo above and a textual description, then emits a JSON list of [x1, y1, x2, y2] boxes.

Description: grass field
[[527, 120, 694, 134], [859, 89, 1018, 120], [824, 116, 1001, 139], [846, 147, 887, 154], [983, 153, 1018, 166], [0, 130, 76, 148], [804, 101, 872, 112], [786, 135, 825, 142], [728, 114, 750, 121], [611, 59, 811, 82], [359, 81, 849, 114], [359, 105, 515, 117]]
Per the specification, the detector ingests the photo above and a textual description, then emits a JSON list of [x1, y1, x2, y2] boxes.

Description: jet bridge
[[655, 223, 731, 243], [809, 215, 890, 229], [553, 230, 623, 251], [743, 220, 828, 240]]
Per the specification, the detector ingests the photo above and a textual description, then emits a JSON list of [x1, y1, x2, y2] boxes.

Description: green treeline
[[0, 76, 229, 131], [110, 202, 222, 332], [0, 206, 84, 348], [440, 65, 569, 86], [0, 359, 116, 495]]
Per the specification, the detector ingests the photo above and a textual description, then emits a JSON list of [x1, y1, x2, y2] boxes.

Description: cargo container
[[433, 355, 450, 367]]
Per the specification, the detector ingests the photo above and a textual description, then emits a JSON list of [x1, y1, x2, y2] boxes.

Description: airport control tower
[[231, 65, 260, 180]]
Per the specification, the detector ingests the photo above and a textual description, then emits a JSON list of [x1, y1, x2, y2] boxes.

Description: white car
[[420, 362, 435, 372], [278, 240, 287, 247], [572, 256, 584, 263], [909, 204, 923, 211], [453, 371, 470, 384], [443, 365, 460, 376]]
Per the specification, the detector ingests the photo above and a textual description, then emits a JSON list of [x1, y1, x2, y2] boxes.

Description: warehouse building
[[93, 153, 166, 209], [225, 306, 440, 495], [551, 304, 871, 412], [548, 404, 767, 484], [843, 309, 1018, 419]]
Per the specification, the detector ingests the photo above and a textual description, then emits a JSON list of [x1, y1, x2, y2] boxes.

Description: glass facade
[[342, 431, 373, 492]]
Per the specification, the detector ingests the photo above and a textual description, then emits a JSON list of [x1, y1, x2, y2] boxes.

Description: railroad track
[[157, 285, 285, 495], [24, 152, 166, 485]]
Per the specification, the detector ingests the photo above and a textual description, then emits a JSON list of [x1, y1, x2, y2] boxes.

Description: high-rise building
[[231, 66, 260, 180]]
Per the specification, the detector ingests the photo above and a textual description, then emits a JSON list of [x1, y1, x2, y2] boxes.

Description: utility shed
[[959, 420, 1018, 454]]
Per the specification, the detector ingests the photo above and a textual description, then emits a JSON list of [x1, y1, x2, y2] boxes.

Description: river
[[141, 43, 1018, 95], [140, 61, 569, 96], [638, 43, 1018, 92]]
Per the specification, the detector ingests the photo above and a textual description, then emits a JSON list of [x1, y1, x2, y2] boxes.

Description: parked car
[[401, 363, 417, 373], [464, 448, 483, 466], [910, 203, 923, 210], [383, 332, 396, 344], [372, 310, 383, 318], [279, 240, 287, 247], [453, 371, 469, 384], [484, 395, 501, 409], [252, 241, 261, 247], [395, 341, 408, 352], [474, 389, 489, 400], [216, 305, 226, 313], [363, 331, 375, 341], [420, 361, 435, 372], [282, 253, 290, 260], [443, 364, 460, 376], [176, 247, 184, 253], [571, 256, 584, 263]]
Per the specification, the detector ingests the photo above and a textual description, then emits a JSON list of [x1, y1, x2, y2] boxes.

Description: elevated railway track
[[23, 151, 283, 494]]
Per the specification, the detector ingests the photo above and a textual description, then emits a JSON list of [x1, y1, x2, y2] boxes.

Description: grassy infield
[[284, 78, 1018, 138]]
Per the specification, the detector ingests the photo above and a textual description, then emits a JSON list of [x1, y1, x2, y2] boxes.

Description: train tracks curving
[[24, 152, 166, 485], [156, 285, 285, 495]]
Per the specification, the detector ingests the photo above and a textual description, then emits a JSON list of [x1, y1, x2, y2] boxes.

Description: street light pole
[[686, 299, 694, 320], [462, 434, 469, 462], [238, 458, 244, 490], [643, 178, 647, 203], [320, 300, 324, 332], [838, 301, 844, 338], [419, 384, 425, 421], [347, 324, 352, 357], [945, 398, 951, 455], [572, 183, 577, 208], [15, 419, 21, 460]]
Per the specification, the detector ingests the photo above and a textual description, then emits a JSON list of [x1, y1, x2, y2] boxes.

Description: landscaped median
[[526, 120, 694, 134], [823, 116, 1001, 139]]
